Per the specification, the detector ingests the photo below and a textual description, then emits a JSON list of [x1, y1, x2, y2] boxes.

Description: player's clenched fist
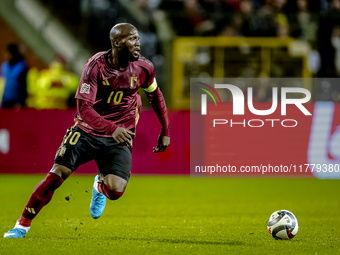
[[153, 135, 170, 153], [112, 127, 135, 144]]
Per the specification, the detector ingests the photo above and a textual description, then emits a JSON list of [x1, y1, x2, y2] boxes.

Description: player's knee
[[50, 164, 72, 180], [105, 183, 126, 200], [106, 179, 126, 191], [103, 174, 128, 200]]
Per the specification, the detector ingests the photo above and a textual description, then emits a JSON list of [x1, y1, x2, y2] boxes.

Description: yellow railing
[[172, 37, 312, 109]]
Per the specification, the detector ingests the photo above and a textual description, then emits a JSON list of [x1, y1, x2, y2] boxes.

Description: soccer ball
[[267, 210, 299, 240]]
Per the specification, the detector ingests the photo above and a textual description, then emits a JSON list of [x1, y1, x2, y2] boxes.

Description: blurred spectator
[[238, 0, 255, 35], [276, 13, 289, 38], [331, 25, 340, 75], [135, 0, 150, 13], [134, 0, 162, 13], [295, 0, 318, 42], [219, 0, 254, 36], [308, 47, 321, 74], [26, 54, 79, 109], [317, 0, 340, 77], [284, 0, 319, 42], [0, 43, 28, 108], [244, 0, 279, 36], [184, 0, 215, 35], [318, 0, 340, 77], [219, 25, 238, 36]]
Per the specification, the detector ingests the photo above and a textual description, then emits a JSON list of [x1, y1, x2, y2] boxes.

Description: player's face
[[122, 29, 140, 61]]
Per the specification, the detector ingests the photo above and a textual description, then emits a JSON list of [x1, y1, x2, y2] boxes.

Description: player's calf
[[22, 172, 64, 221], [4, 171, 64, 238]]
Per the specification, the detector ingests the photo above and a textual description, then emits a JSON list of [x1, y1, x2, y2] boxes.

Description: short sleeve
[[75, 62, 99, 102]]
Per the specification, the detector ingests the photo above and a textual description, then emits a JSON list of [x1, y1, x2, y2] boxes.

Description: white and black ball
[[267, 210, 299, 240]]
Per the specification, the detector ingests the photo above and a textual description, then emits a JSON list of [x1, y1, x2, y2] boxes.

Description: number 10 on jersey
[[107, 91, 123, 104]]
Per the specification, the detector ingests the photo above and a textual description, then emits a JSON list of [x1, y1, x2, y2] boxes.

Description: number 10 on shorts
[[64, 130, 81, 145], [57, 129, 81, 157]]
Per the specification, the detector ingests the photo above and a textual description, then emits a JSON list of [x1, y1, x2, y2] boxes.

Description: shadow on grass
[[117, 237, 244, 246], [33, 236, 244, 246]]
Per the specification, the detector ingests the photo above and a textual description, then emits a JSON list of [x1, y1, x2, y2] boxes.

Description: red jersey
[[75, 50, 157, 137]]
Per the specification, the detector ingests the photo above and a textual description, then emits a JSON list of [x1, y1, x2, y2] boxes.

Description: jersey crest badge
[[80, 83, 90, 94], [102, 79, 110, 86], [130, 75, 137, 89]]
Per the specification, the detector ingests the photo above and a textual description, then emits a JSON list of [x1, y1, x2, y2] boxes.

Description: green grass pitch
[[0, 175, 339, 255]]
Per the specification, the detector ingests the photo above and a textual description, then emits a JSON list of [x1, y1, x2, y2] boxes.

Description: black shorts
[[54, 127, 132, 181]]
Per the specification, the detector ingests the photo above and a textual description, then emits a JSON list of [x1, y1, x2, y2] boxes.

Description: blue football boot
[[4, 222, 29, 238], [90, 175, 106, 219]]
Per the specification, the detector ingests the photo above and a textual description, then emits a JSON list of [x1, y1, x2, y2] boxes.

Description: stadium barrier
[[0, 109, 189, 175], [0, 103, 339, 178]]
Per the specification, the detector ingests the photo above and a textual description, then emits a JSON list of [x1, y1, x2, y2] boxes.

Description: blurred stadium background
[[1, 0, 340, 175]]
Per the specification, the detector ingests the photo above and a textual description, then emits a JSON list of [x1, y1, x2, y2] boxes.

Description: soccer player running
[[4, 23, 170, 238]]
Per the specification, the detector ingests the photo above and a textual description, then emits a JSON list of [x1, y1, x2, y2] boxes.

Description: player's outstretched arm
[[145, 86, 170, 152]]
